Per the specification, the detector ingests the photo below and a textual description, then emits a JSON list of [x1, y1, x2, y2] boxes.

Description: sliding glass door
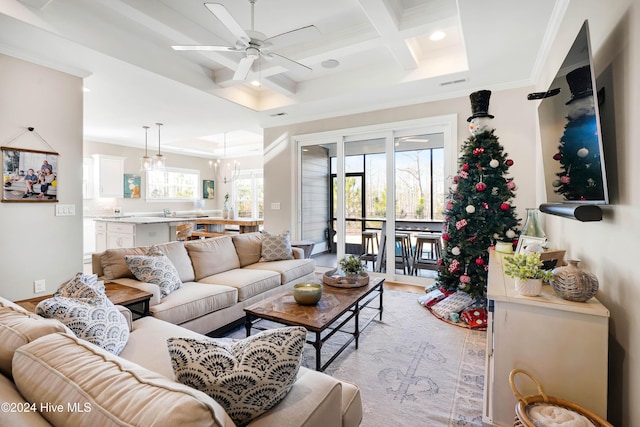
[[297, 116, 456, 284]]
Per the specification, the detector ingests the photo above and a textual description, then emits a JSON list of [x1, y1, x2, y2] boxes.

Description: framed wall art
[[515, 236, 546, 255], [203, 179, 215, 199], [124, 174, 141, 198], [2, 147, 59, 203]]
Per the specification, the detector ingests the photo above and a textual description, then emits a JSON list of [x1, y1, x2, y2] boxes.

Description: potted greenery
[[339, 254, 365, 282], [504, 252, 553, 296]]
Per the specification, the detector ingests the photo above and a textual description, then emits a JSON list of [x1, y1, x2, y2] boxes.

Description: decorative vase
[[345, 272, 360, 284], [515, 277, 543, 296], [222, 206, 229, 219], [228, 207, 235, 219], [551, 260, 599, 302], [521, 208, 546, 238]]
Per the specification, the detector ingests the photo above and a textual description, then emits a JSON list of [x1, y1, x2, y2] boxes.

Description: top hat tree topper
[[467, 90, 495, 122], [565, 65, 593, 105]]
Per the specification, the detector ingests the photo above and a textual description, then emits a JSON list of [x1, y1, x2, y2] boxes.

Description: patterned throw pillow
[[36, 296, 129, 355], [167, 327, 306, 426], [55, 272, 104, 299], [260, 230, 293, 262], [125, 246, 182, 297]]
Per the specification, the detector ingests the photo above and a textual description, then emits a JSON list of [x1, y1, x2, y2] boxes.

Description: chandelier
[[211, 133, 239, 184]]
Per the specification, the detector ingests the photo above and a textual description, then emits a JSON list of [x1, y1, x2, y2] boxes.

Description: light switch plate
[[34, 279, 46, 293], [55, 204, 76, 216], [271, 202, 281, 210]]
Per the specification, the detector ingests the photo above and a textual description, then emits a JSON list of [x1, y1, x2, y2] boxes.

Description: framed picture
[[516, 236, 546, 255], [2, 147, 59, 203], [124, 174, 141, 199], [203, 180, 215, 199]]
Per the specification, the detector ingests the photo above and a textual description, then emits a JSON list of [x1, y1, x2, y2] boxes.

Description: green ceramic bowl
[[293, 283, 322, 305]]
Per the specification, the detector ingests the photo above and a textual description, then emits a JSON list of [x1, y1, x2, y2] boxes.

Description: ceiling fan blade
[[265, 52, 312, 74], [172, 45, 237, 52], [265, 25, 320, 50], [233, 56, 256, 80], [205, 3, 250, 46]]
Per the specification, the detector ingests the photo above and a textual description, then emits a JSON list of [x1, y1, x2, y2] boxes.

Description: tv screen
[[538, 20, 609, 204]]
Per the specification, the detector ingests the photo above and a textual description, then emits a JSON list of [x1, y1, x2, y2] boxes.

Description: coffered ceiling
[[0, 0, 562, 158]]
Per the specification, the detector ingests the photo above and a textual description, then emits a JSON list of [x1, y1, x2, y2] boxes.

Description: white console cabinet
[[483, 250, 609, 426], [95, 220, 172, 250]]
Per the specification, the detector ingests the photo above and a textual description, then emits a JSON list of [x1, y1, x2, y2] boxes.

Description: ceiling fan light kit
[[171, 0, 319, 81]]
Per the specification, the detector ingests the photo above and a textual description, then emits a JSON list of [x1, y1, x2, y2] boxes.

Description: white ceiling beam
[[357, 0, 418, 70]]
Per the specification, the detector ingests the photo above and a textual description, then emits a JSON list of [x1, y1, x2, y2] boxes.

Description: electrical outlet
[[34, 279, 46, 293]]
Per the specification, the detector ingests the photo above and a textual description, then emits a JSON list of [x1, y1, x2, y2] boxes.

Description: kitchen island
[[94, 216, 195, 251], [93, 216, 264, 251]]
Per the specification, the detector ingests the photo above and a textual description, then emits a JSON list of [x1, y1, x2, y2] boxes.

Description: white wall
[[83, 140, 263, 216], [263, 86, 538, 237], [0, 53, 83, 300], [534, 1, 637, 425]]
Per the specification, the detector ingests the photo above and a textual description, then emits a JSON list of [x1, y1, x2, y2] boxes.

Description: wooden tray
[[323, 269, 370, 288]]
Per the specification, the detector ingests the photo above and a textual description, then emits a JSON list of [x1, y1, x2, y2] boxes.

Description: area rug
[[225, 290, 486, 426]]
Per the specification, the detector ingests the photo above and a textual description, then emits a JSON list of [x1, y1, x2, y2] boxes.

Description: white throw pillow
[[36, 296, 129, 355], [167, 326, 306, 426], [260, 230, 294, 262], [125, 246, 182, 297], [55, 272, 104, 299]]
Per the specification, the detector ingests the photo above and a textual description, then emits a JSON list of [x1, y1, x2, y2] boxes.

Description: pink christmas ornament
[[462, 163, 470, 171], [460, 274, 471, 284], [446, 201, 454, 210], [456, 219, 468, 230], [476, 182, 487, 191], [500, 203, 510, 211], [560, 176, 570, 184], [507, 181, 516, 190]]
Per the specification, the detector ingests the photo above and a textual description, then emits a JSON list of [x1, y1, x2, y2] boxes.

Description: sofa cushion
[[232, 232, 263, 267], [0, 305, 67, 378], [185, 236, 241, 281], [36, 296, 129, 355], [150, 240, 196, 283], [0, 374, 51, 427], [244, 258, 316, 285], [126, 247, 182, 298], [199, 269, 281, 301], [55, 272, 104, 298], [260, 230, 294, 262], [149, 282, 238, 325], [168, 326, 306, 427], [100, 246, 147, 280], [13, 332, 233, 427]]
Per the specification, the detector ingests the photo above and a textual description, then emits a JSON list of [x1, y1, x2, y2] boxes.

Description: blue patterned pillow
[[36, 296, 129, 355], [55, 272, 104, 299], [125, 247, 181, 297], [260, 230, 293, 262], [167, 327, 306, 426]]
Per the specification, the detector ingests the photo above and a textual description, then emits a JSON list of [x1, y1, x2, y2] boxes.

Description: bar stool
[[176, 223, 194, 241], [394, 232, 412, 275], [360, 230, 379, 269], [412, 232, 443, 275]]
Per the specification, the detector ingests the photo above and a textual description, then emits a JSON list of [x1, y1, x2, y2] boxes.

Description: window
[[233, 170, 263, 218], [146, 167, 199, 201]]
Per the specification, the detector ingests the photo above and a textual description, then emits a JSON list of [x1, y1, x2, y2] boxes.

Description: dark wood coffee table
[[244, 276, 384, 371], [14, 282, 152, 317]]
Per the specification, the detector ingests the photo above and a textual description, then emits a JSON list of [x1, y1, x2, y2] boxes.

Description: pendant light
[[139, 125, 152, 171], [213, 133, 239, 184], [154, 122, 166, 169]]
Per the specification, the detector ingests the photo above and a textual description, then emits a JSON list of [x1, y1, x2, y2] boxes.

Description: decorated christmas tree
[[552, 65, 605, 201], [436, 90, 520, 299]]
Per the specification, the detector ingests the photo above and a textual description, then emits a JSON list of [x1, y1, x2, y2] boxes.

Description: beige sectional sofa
[[92, 232, 316, 334], [0, 296, 363, 426]]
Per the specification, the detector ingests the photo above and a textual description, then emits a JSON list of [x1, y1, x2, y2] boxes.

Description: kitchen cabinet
[[95, 221, 107, 252], [483, 250, 609, 426], [92, 154, 124, 198]]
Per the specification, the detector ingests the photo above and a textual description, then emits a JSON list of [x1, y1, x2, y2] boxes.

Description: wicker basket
[[323, 269, 369, 288], [509, 369, 612, 427]]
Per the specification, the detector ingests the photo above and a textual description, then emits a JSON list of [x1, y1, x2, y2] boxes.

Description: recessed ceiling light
[[321, 59, 340, 69], [430, 31, 446, 41], [250, 80, 261, 87]]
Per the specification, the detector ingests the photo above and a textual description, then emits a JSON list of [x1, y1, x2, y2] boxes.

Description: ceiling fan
[[172, 0, 319, 81]]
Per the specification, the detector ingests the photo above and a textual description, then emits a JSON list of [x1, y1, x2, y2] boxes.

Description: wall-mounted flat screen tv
[[538, 20, 609, 204]]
